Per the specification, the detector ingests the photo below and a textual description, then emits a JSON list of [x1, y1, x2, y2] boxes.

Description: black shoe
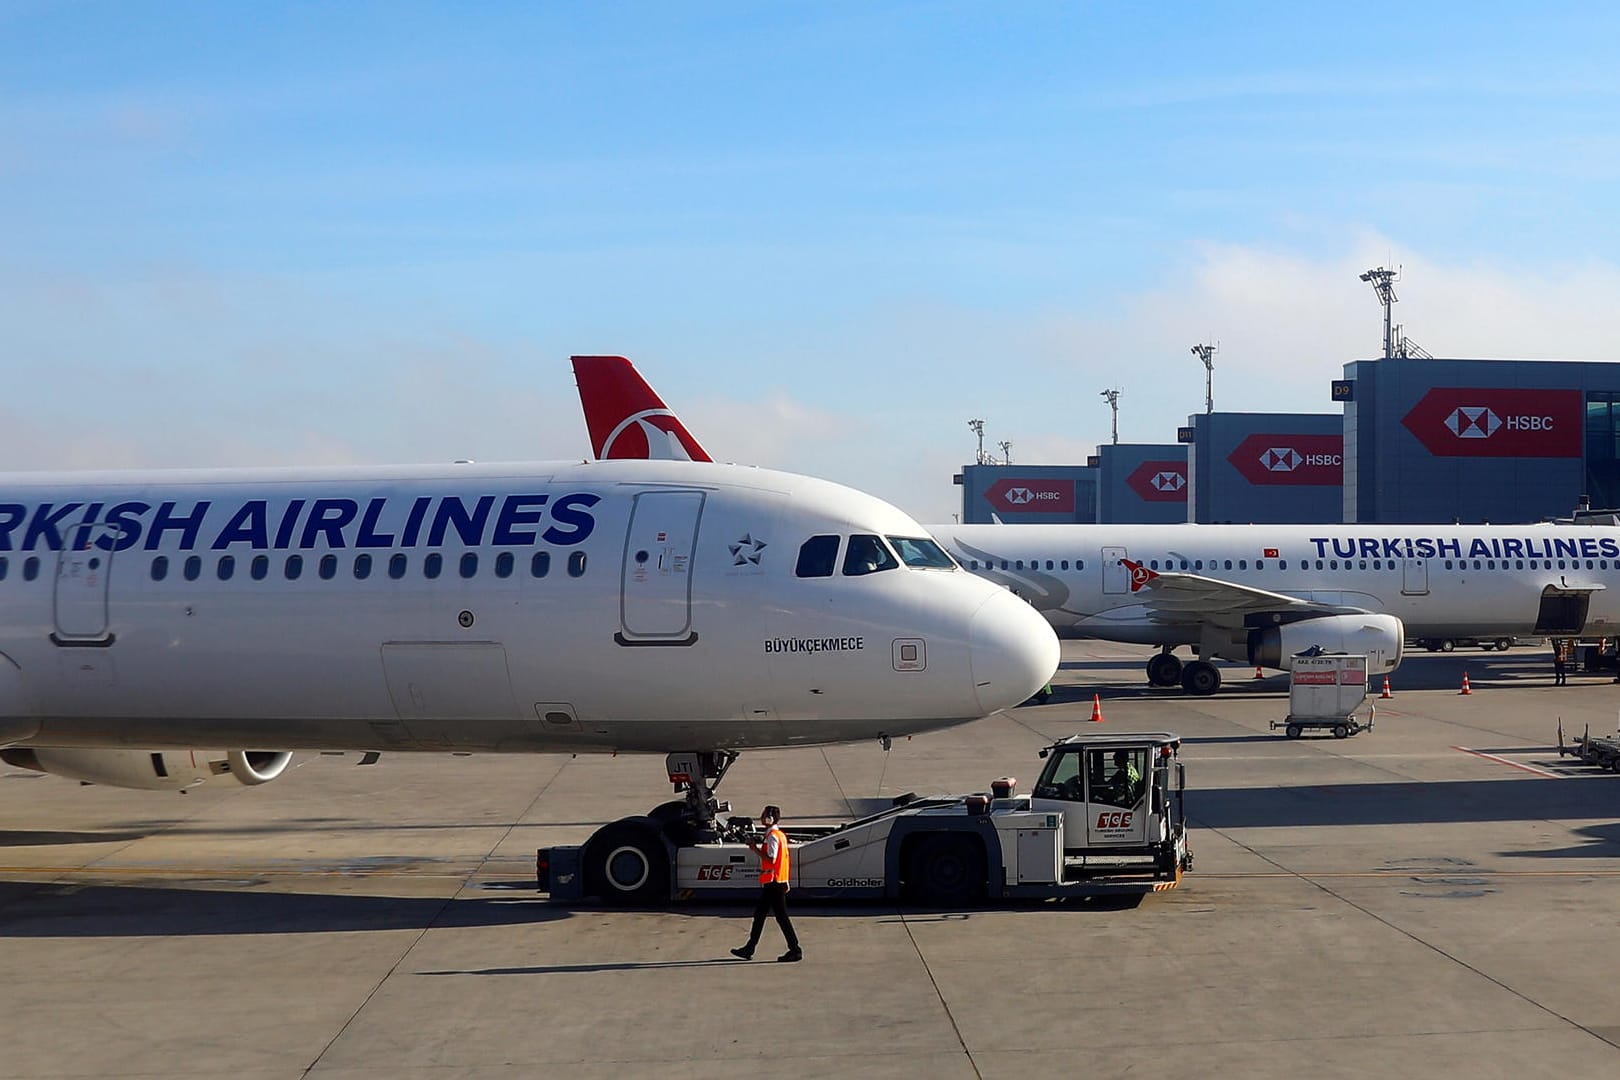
[[730, 947, 754, 960], [777, 949, 803, 963]]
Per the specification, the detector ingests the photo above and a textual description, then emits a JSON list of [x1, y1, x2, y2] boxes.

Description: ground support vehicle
[[1557, 722, 1620, 773], [1270, 653, 1374, 739], [1415, 636, 1523, 652], [538, 734, 1192, 906]]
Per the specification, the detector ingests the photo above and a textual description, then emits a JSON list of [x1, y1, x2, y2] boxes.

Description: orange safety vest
[[759, 825, 791, 885]]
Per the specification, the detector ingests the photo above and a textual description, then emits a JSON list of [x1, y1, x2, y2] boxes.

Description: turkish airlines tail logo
[[572, 355, 714, 462], [1121, 558, 1158, 592]]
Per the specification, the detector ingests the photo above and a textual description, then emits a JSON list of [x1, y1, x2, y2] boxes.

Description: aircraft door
[[619, 489, 704, 644], [53, 522, 120, 644], [1535, 587, 1592, 635], [1102, 546, 1130, 594], [1402, 558, 1429, 595]]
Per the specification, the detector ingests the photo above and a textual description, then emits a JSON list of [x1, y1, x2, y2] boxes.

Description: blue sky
[[6, 2, 1620, 520]]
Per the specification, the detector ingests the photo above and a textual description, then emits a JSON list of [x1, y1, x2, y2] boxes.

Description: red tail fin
[[571, 355, 713, 462]]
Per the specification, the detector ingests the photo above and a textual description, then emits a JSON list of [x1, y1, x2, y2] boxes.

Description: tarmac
[[2, 641, 1618, 1079]]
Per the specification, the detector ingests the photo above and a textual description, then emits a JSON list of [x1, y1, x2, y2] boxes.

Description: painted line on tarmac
[[0, 865, 500, 878], [1199, 869, 1620, 879], [1451, 746, 1564, 778]]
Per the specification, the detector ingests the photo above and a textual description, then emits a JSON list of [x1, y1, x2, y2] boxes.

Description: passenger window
[[319, 554, 338, 580], [285, 554, 303, 580], [151, 556, 169, 582], [424, 553, 443, 579], [389, 553, 408, 580], [23, 556, 38, 581], [568, 551, 587, 577], [1224, 560, 1233, 570], [355, 554, 373, 580], [1256, 560, 1264, 570], [843, 534, 898, 576], [218, 555, 235, 581], [1076, 559, 1084, 570], [531, 551, 551, 578], [460, 553, 478, 579], [1046, 560, 1054, 570], [183, 555, 201, 581], [1280, 560, 1288, 569], [0, 555, 7, 580], [1015, 560, 1025, 570], [251, 555, 269, 581], [495, 552, 514, 578], [1239, 560, 1248, 570], [796, 535, 840, 577], [1060, 560, 1069, 570]]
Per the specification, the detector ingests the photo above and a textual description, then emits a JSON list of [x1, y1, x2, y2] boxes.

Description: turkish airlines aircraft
[[0, 454, 1058, 803], [572, 355, 1620, 696]]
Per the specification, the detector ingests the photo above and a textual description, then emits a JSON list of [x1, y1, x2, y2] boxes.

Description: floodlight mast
[[1190, 343, 1217, 414], [968, 418, 988, 465], [997, 440, 1012, 465], [1100, 388, 1121, 444], [1359, 266, 1399, 359]]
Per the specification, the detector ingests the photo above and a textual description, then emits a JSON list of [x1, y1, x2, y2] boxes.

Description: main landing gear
[[1143, 648, 1222, 696], [578, 750, 738, 905]]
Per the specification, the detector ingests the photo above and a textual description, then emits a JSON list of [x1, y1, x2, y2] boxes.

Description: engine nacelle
[[1249, 614, 1404, 674], [0, 748, 293, 792]]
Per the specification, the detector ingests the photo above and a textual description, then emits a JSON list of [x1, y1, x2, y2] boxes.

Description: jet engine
[[0, 748, 294, 792], [1248, 614, 1403, 674]]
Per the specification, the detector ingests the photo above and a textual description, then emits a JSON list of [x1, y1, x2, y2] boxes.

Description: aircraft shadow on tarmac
[[1192, 774, 1620, 834], [1046, 652, 1593, 700], [0, 880, 572, 938]]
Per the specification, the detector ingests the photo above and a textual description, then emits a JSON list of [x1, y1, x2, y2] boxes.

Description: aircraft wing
[[1125, 561, 1369, 628]]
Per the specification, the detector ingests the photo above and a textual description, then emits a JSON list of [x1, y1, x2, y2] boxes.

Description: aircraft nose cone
[[969, 589, 1061, 714]]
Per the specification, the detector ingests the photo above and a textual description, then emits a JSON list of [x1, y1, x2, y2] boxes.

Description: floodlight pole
[[968, 419, 986, 465], [1359, 266, 1399, 359], [1100, 389, 1121, 444], [1191, 343, 1217, 414]]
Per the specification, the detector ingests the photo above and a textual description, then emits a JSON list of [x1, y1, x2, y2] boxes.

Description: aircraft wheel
[[583, 817, 669, 905], [1333, 724, 1350, 739], [1146, 652, 1183, 687], [1494, 638, 1513, 652], [1285, 724, 1302, 739], [903, 833, 987, 907], [1181, 660, 1222, 696], [1439, 639, 1455, 652]]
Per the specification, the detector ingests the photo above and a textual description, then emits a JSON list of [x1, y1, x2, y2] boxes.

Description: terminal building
[[955, 356, 1620, 527], [1181, 412, 1342, 524], [1342, 357, 1620, 524]]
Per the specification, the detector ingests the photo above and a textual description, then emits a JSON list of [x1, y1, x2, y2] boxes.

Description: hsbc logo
[[1260, 447, 1341, 471], [1005, 486, 1062, 505], [1150, 471, 1185, 492], [1260, 447, 1302, 472], [1445, 406, 1555, 439]]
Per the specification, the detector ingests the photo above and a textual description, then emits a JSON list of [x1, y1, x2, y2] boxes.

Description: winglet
[[571, 355, 713, 462], [1121, 558, 1159, 592]]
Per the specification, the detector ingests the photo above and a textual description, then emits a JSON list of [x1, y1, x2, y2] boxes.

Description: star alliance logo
[[1445, 406, 1501, 439], [1260, 447, 1303, 472], [729, 533, 767, 565], [1150, 471, 1185, 492]]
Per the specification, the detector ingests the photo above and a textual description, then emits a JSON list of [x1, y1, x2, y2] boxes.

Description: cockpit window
[[795, 535, 840, 578], [887, 536, 956, 569], [842, 534, 899, 576]]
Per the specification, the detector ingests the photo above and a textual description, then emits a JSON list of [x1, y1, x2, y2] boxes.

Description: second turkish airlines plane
[[0, 450, 1058, 799], [573, 355, 1620, 696]]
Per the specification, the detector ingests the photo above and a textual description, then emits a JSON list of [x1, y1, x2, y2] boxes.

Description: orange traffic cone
[[1460, 672, 1472, 695], [1089, 694, 1105, 722], [1380, 676, 1392, 699], [1255, 665, 1264, 679]]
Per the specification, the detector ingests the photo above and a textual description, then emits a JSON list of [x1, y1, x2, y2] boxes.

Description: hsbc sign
[[1228, 433, 1343, 486], [1125, 460, 1188, 502], [983, 477, 1076, 514], [1402, 388, 1581, 458]]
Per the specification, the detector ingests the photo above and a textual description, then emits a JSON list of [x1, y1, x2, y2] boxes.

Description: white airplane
[[0, 433, 1059, 823], [573, 354, 1620, 696]]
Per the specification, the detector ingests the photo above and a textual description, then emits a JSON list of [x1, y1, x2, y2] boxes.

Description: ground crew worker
[[1553, 640, 1568, 686], [1109, 750, 1142, 805], [731, 805, 802, 963]]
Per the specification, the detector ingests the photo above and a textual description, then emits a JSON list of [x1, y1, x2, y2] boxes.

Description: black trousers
[[745, 883, 799, 951]]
